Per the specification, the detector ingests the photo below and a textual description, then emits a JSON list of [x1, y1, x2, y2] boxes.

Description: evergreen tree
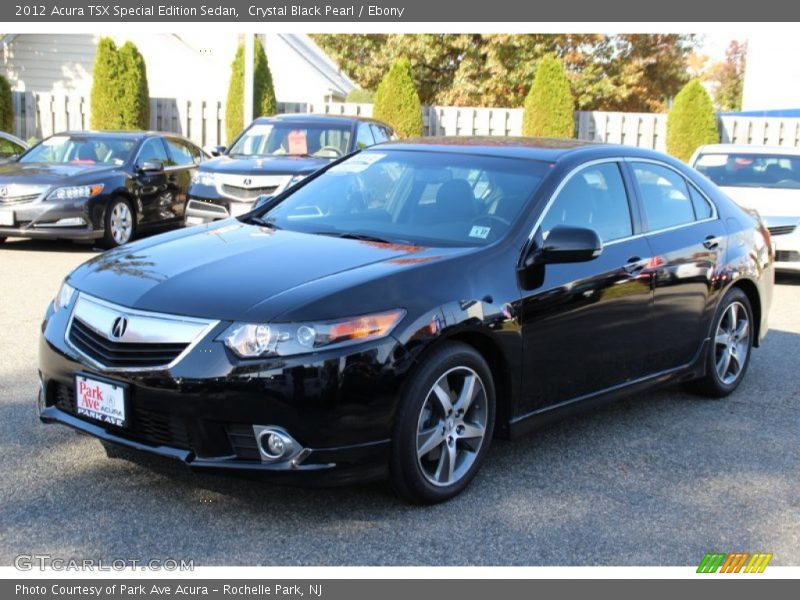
[[225, 38, 277, 143], [522, 55, 575, 138], [666, 79, 719, 162], [372, 58, 423, 138]]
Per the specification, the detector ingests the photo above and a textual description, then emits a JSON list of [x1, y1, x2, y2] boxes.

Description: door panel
[[133, 138, 171, 225], [518, 161, 653, 414], [518, 238, 654, 413]]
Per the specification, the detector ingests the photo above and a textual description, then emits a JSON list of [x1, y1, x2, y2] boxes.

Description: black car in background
[[0, 131, 206, 248], [39, 139, 773, 503], [185, 113, 395, 224]]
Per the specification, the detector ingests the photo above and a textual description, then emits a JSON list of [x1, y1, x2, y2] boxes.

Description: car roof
[[696, 144, 800, 157], [54, 130, 195, 143], [373, 136, 671, 163], [253, 113, 391, 128]]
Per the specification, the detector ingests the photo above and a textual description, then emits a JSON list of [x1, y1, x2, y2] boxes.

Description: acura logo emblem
[[243, 178, 252, 186], [110, 316, 129, 339], [0, 186, 7, 197]]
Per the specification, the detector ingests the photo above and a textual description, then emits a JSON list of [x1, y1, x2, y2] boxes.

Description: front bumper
[[773, 229, 800, 273], [0, 198, 102, 240], [184, 195, 255, 225], [38, 301, 404, 484]]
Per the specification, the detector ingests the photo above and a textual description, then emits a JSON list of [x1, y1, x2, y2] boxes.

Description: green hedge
[[118, 42, 150, 130], [373, 58, 423, 138], [522, 55, 575, 138], [666, 79, 719, 162], [225, 38, 277, 143], [346, 88, 375, 103], [0, 75, 13, 134], [90, 37, 123, 130]]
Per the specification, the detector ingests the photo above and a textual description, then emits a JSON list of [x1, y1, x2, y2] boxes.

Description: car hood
[[68, 221, 465, 322], [721, 186, 800, 220], [200, 154, 333, 176], [0, 162, 117, 185]]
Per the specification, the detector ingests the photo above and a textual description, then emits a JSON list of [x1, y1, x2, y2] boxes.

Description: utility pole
[[243, 33, 255, 127]]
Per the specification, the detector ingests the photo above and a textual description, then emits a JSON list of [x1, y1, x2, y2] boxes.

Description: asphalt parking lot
[[0, 236, 797, 566]]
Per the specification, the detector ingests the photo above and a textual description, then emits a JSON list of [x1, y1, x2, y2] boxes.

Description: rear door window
[[632, 162, 696, 231]]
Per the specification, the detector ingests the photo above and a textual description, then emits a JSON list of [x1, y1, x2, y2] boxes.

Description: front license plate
[[75, 375, 127, 428], [0, 210, 14, 226]]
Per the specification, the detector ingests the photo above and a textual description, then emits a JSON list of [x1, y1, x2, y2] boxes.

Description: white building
[[0, 33, 356, 105], [742, 34, 800, 111]]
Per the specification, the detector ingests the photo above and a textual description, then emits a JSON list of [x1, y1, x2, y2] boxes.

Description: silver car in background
[[691, 144, 800, 274]]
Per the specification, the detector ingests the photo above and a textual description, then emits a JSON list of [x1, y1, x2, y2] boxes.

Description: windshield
[[228, 122, 353, 159], [694, 152, 800, 189], [20, 135, 136, 166], [255, 150, 549, 247]]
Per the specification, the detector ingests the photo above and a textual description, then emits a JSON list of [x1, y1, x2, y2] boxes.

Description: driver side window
[[541, 162, 633, 243], [137, 138, 169, 167]]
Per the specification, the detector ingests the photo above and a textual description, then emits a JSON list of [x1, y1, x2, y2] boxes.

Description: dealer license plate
[[75, 375, 127, 427]]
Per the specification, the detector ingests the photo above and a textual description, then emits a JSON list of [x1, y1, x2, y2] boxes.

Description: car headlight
[[191, 170, 217, 187], [53, 281, 75, 313], [221, 309, 405, 358], [47, 184, 104, 201]]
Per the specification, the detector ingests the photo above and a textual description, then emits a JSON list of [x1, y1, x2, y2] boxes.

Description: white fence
[[11, 92, 800, 152]]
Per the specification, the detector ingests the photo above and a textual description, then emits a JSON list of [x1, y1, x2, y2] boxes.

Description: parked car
[[0, 131, 29, 163], [691, 144, 800, 273], [184, 113, 395, 225], [39, 138, 773, 503], [0, 131, 206, 248]]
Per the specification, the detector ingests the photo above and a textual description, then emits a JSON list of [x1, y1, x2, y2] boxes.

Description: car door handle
[[703, 235, 721, 250], [624, 256, 646, 275]]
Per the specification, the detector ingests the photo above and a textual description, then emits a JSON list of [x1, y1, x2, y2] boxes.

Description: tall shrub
[[0, 75, 13, 133], [666, 79, 719, 162], [522, 55, 575, 138], [372, 58, 423, 138], [90, 37, 123, 130], [225, 38, 277, 143], [118, 42, 150, 130]]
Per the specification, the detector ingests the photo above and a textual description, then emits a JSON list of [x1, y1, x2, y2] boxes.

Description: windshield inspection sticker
[[469, 225, 492, 239], [329, 153, 386, 174]]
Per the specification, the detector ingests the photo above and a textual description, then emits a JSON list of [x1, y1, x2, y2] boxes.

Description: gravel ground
[[0, 237, 797, 566]]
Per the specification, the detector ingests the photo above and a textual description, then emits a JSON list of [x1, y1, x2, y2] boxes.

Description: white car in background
[[691, 144, 800, 274]]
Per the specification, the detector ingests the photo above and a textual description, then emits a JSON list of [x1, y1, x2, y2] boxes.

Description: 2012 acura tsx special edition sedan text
[[38, 138, 774, 503]]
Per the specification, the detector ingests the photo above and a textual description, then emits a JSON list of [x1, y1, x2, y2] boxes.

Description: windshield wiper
[[249, 216, 281, 229], [312, 231, 413, 245]]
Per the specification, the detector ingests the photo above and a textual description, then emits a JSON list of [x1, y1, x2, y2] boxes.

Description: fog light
[[254, 426, 297, 461], [266, 433, 285, 456]]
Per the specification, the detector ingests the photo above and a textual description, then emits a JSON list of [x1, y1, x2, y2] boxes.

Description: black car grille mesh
[[68, 318, 188, 368], [768, 225, 797, 237], [775, 250, 800, 263], [221, 184, 278, 201], [51, 383, 192, 450], [225, 423, 261, 460]]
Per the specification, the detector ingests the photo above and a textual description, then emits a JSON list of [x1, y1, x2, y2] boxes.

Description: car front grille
[[0, 193, 40, 205], [775, 250, 800, 263], [51, 382, 192, 450], [768, 225, 797, 236], [68, 318, 188, 368], [220, 184, 278, 201]]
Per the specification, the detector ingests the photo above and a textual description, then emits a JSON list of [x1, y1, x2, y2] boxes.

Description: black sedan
[[0, 131, 205, 248], [185, 113, 394, 225], [38, 138, 774, 503]]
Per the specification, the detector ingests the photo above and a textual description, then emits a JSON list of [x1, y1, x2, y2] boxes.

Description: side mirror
[[524, 225, 602, 267], [138, 160, 164, 173], [208, 145, 226, 157], [253, 194, 274, 210]]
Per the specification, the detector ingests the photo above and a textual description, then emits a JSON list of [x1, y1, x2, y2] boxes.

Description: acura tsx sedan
[[0, 131, 205, 248], [38, 138, 774, 503]]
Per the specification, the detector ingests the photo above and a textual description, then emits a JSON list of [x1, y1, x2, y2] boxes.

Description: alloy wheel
[[714, 300, 751, 385], [416, 366, 488, 487], [110, 202, 133, 245]]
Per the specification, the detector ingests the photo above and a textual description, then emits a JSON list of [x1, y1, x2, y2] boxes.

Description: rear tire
[[390, 341, 495, 504], [686, 287, 754, 398], [0, 236, 6, 244], [101, 197, 135, 249]]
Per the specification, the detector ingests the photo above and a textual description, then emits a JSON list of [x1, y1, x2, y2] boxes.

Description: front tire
[[390, 341, 495, 504], [101, 197, 135, 249], [686, 287, 754, 398]]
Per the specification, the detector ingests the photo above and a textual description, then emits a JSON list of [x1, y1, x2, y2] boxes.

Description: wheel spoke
[[417, 424, 444, 458], [734, 319, 749, 342], [434, 440, 456, 484], [728, 304, 738, 333], [716, 347, 732, 379], [729, 350, 741, 376], [459, 422, 485, 441], [430, 382, 453, 415], [715, 332, 730, 347], [454, 373, 479, 415]]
